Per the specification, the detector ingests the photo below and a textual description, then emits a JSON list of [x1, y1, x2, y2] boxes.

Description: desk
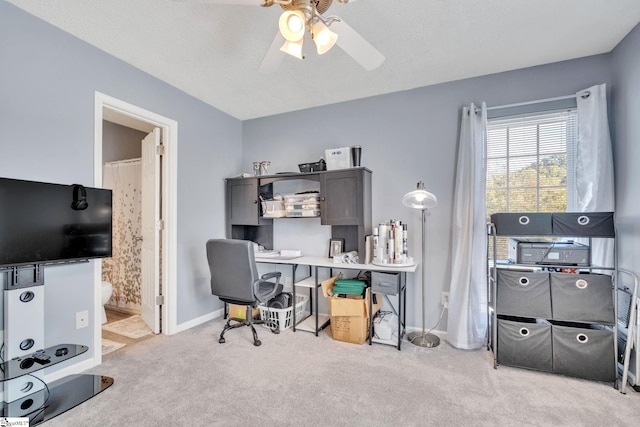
[[256, 256, 417, 350]]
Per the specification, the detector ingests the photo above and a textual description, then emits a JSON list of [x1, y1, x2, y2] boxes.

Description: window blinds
[[486, 109, 577, 216]]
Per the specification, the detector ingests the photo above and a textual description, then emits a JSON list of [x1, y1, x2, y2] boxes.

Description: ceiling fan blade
[[259, 31, 286, 73], [172, 0, 260, 4], [332, 19, 384, 71]]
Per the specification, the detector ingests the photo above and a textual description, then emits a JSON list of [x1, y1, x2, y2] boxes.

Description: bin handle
[[575, 279, 588, 289], [519, 277, 530, 286], [518, 215, 530, 225], [577, 215, 590, 226], [519, 328, 530, 337], [576, 333, 589, 343]]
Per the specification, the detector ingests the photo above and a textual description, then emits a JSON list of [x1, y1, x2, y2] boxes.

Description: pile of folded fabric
[[332, 279, 367, 298]]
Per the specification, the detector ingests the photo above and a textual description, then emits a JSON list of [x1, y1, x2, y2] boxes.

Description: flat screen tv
[[0, 178, 113, 268]]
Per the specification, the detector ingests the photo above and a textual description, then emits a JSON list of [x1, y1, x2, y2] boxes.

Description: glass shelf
[[1, 344, 88, 382], [13, 374, 114, 425]]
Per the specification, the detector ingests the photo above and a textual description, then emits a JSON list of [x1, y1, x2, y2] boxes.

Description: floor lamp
[[402, 181, 439, 348]]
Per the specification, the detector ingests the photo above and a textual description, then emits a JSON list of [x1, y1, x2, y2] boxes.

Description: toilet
[[101, 281, 113, 324]]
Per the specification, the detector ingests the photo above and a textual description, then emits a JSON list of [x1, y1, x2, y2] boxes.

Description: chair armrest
[[260, 271, 282, 283], [253, 271, 282, 301]]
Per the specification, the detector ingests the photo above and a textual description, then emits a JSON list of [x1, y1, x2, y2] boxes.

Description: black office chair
[[206, 239, 283, 346]]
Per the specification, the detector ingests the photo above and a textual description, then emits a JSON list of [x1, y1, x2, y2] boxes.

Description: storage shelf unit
[[486, 212, 636, 392]]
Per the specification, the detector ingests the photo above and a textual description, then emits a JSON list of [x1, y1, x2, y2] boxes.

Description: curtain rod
[[486, 93, 581, 111]]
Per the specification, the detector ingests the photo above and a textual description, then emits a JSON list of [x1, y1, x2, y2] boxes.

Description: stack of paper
[[255, 250, 280, 258]]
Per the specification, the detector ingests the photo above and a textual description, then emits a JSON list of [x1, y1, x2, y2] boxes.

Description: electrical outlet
[[441, 292, 449, 308], [76, 310, 89, 329]]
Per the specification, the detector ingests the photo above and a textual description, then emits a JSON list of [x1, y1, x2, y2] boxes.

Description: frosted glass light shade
[[279, 10, 306, 42], [280, 39, 304, 59], [402, 181, 437, 209], [312, 21, 338, 54]]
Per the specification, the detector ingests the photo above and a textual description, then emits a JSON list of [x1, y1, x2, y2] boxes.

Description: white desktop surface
[[256, 255, 418, 273]]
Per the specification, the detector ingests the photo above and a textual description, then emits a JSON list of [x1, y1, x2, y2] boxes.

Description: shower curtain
[[102, 159, 142, 311]]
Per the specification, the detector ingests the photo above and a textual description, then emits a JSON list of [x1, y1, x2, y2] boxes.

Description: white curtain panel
[[576, 84, 615, 269], [447, 103, 488, 350], [102, 159, 143, 310]]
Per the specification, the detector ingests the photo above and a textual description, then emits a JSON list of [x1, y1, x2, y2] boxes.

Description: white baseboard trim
[[44, 357, 98, 383], [43, 310, 225, 381], [172, 308, 224, 334]]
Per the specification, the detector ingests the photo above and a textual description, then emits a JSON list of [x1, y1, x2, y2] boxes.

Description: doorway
[[93, 92, 178, 366]]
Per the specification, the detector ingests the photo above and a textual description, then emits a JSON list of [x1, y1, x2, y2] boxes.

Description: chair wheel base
[[254, 340, 262, 346], [219, 337, 225, 344]]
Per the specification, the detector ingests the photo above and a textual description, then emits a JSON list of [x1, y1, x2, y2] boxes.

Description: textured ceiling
[[6, 0, 640, 120]]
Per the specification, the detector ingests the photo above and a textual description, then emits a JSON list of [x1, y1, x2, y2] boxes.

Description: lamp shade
[[311, 21, 338, 54], [280, 39, 304, 59], [279, 10, 306, 42], [402, 181, 437, 210]]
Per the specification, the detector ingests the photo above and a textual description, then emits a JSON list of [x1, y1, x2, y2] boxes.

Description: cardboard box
[[321, 275, 382, 344], [228, 303, 260, 320]]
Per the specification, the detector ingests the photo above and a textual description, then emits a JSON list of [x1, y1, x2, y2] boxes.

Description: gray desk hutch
[[225, 167, 372, 257]]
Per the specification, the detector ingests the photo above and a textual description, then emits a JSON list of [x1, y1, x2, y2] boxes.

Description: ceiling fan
[[177, 0, 385, 72]]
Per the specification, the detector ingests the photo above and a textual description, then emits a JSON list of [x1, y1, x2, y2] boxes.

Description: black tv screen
[[0, 178, 112, 268]]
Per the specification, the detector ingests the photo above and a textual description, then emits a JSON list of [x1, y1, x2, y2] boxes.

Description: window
[[486, 109, 577, 257]]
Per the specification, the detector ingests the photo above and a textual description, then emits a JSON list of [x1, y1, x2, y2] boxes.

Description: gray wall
[[243, 55, 613, 331], [611, 23, 640, 277], [102, 121, 145, 163], [2, 0, 636, 353], [0, 1, 241, 362]]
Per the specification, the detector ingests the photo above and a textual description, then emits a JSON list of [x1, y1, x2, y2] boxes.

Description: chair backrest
[[206, 239, 258, 304]]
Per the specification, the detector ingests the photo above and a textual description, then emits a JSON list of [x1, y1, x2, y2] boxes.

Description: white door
[[141, 127, 161, 333]]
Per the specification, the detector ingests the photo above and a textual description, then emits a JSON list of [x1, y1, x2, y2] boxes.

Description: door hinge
[[155, 295, 164, 305], [156, 219, 165, 230], [156, 144, 165, 156]]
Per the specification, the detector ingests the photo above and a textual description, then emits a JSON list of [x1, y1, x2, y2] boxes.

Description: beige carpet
[[101, 315, 152, 339], [101, 338, 126, 356], [45, 317, 639, 427]]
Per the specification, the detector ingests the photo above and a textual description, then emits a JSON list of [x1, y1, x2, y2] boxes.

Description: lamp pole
[[407, 205, 440, 348]]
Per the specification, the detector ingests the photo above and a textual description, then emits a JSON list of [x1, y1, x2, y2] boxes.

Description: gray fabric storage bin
[[491, 213, 552, 236], [551, 322, 616, 381], [497, 270, 551, 318], [551, 212, 615, 237], [497, 317, 552, 372], [371, 271, 402, 295], [550, 273, 615, 324]]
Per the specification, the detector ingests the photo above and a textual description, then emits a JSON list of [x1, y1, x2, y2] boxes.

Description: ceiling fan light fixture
[[311, 20, 338, 54], [280, 39, 304, 59], [279, 10, 306, 42]]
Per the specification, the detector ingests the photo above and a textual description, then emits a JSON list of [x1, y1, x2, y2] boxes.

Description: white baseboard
[[172, 308, 224, 334], [44, 356, 98, 383], [39, 309, 223, 385]]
